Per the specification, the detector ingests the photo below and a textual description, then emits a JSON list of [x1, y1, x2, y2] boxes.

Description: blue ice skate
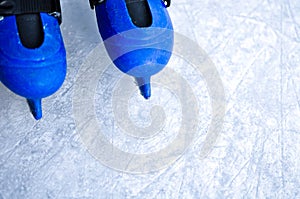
[[0, 0, 66, 120], [90, 0, 173, 99]]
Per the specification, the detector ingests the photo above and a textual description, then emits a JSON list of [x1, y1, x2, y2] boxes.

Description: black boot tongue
[[16, 13, 44, 49], [125, 0, 152, 27]]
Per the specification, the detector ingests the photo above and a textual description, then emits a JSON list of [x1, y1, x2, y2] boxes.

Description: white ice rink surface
[[1, 0, 300, 198]]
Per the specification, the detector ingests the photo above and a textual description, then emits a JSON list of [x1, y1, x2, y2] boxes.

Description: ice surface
[[0, 0, 299, 198]]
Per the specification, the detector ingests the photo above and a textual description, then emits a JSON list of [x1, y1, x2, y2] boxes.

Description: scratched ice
[[0, 0, 299, 198]]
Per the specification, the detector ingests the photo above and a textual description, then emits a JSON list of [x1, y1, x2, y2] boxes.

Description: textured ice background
[[1, 0, 300, 198]]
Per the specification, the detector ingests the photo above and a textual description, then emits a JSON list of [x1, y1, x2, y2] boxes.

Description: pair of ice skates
[[0, 0, 173, 119]]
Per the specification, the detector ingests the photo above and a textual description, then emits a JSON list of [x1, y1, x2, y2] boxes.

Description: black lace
[[0, 0, 62, 24]]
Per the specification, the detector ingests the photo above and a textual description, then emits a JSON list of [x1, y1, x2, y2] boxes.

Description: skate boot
[[90, 0, 173, 99], [0, 0, 66, 120]]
